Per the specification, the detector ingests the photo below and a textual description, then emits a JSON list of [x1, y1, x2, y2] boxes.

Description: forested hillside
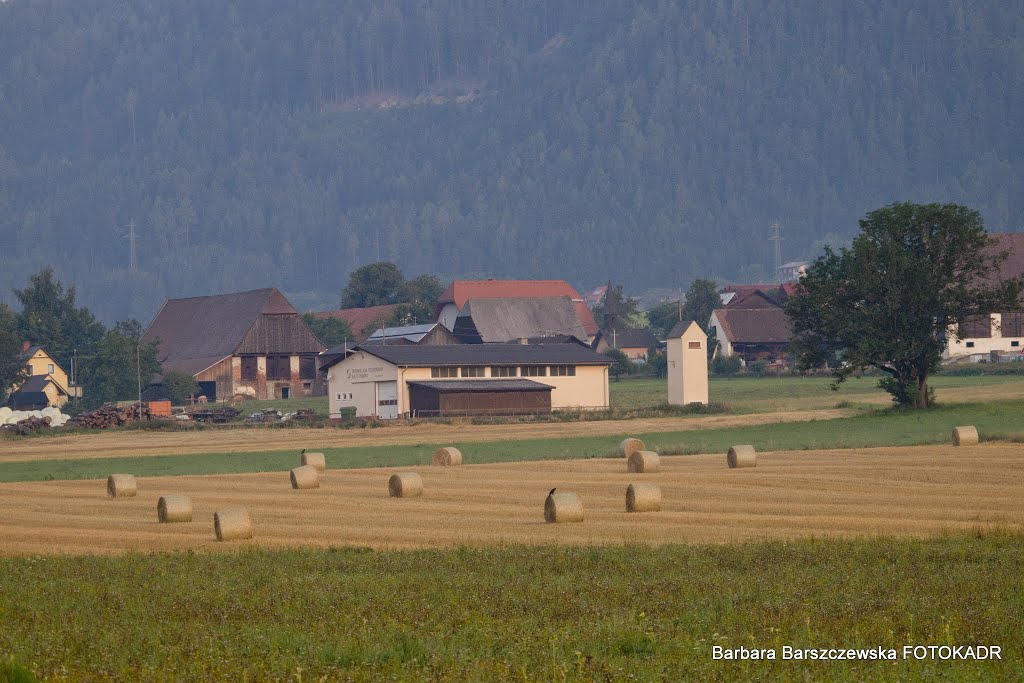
[[0, 0, 1020, 322]]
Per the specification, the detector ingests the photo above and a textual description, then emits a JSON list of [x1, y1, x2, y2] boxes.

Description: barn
[[320, 343, 611, 419]]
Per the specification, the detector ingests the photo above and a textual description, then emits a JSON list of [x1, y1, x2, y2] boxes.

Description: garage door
[[376, 381, 398, 419]]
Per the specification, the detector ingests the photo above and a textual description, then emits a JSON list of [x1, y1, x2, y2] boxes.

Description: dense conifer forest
[[0, 0, 1020, 322]]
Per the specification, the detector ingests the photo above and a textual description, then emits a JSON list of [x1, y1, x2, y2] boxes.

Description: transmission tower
[[769, 221, 783, 279], [123, 219, 138, 273]]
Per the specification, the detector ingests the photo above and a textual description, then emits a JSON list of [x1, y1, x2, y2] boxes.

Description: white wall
[[327, 352, 398, 418]]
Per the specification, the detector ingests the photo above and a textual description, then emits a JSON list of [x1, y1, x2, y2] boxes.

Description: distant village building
[[778, 261, 809, 282], [709, 288, 792, 362], [666, 321, 708, 406], [452, 296, 589, 344], [436, 280, 599, 341], [6, 344, 78, 409], [591, 326, 658, 361], [363, 323, 459, 346], [321, 343, 611, 419], [141, 288, 326, 401], [946, 233, 1024, 361], [307, 304, 399, 341]]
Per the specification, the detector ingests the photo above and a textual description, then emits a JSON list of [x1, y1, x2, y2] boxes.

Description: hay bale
[[618, 437, 645, 459], [300, 451, 326, 471], [432, 447, 463, 466], [106, 474, 137, 498], [157, 495, 193, 523], [727, 445, 757, 469], [214, 507, 253, 541], [290, 465, 320, 490], [952, 425, 979, 446], [627, 450, 660, 473], [388, 472, 423, 498], [626, 483, 662, 512], [544, 491, 584, 523]]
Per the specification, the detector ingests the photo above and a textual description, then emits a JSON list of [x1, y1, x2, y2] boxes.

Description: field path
[[0, 442, 1019, 556], [0, 408, 852, 462]]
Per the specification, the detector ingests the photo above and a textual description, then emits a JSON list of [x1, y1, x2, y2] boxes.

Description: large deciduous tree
[[77, 324, 162, 406], [785, 203, 1023, 408], [682, 278, 722, 332], [14, 268, 105, 369], [0, 303, 27, 397], [302, 313, 354, 347], [340, 262, 406, 309]]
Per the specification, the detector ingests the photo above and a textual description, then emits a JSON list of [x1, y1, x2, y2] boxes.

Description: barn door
[[377, 381, 398, 419]]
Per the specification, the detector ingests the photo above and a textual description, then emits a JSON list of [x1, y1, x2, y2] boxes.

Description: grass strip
[[0, 534, 1020, 681]]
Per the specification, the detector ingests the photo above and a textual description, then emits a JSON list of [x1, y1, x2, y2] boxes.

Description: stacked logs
[[69, 403, 152, 429], [1, 415, 52, 435]]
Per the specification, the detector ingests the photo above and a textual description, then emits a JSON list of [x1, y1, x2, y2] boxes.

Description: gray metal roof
[[407, 379, 553, 393], [454, 296, 588, 343], [365, 323, 439, 344], [320, 342, 612, 370]]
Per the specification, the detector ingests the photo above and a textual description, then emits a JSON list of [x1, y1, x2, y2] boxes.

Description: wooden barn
[[141, 288, 326, 401]]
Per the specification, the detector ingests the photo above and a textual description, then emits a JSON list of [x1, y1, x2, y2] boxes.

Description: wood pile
[[1, 415, 52, 435], [68, 403, 152, 429]]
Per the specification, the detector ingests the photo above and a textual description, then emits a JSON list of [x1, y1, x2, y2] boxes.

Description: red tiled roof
[[310, 304, 399, 339], [438, 280, 598, 336]]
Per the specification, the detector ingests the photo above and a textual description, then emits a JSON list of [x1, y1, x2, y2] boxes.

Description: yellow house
[[320, 343, 611, 419], [9, 346, 74, 409], [666, 321, 709, 406]]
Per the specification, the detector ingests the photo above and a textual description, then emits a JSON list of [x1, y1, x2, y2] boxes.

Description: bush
[[746, 359, 769, 376], [711, 355, 741, 376]]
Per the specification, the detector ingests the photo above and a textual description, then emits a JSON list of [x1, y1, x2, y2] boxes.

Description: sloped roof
[[407, 379, 553, 393], [140, 288, 315, 376], [667, 320, 700, 338], [309, 304, 398, 339], [725, 290, 783, 310], [14, 375, 66, 395], [438, 280, 598, 336], [713, 307, 792, 345], [454, 297, 588, 343], [988, 233, 1024, 281], [321, 342, 612, 370], [365, 323, 440, 344], [20, 346, 43, 361]]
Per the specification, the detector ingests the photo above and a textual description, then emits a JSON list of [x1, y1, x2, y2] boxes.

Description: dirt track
[[0, 409, 852, 463], [0, 443, 1019, 556]]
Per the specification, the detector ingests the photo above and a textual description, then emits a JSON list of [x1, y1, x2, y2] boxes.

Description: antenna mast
[[769, 221, 783, 279], [123, 219, 138, 273]]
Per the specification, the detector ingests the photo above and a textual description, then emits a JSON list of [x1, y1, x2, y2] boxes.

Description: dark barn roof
[[438, 280, 599, 337], [320, 342, 612, 370], [407, 379, 553, 393], [141, 288, 325, 376], [453, 296, 588, 344], [713, 307, 792, 345], [7, 376, 65, 408]]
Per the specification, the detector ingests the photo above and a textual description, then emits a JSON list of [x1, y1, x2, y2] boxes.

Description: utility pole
[[123, 219, 138, 273], [769, 221, 783, 279], [136, 344, 144, 419]]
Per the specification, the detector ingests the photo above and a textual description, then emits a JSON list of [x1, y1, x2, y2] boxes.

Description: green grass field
[[0, 534, 1020, 681], [4, 400, 1022, 483]]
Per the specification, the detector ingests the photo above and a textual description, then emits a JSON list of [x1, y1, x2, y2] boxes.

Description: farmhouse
[[945, 233, 1024, 360], [452, 296, 589, 344], [6, 345, 78, 409], [591, 326, 659, 360], [363, 322, 460, 346], [321, 343, 611, 418], [141, 288, 326, 401], [436, 280, 599, 341], [710, 290, 792, 362]]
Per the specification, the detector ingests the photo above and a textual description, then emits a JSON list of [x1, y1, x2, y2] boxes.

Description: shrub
[[711, 355, 741, 375]]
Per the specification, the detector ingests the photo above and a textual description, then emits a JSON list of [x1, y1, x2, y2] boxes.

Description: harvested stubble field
[[1, 443, 1020, 556]]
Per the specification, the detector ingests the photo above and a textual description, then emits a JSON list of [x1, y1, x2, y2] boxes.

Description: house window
[[267, 355, 291, 380], [521, 366, 547, 377], [47, 363, 55, 375], [461, 366, 485, 378], [491, 366, 517, 377], [241, 356, 258, 381], [431, 367, 458, 378], [299, 355, 316, 380], [966, 341, 975, 348], [550, 365, 576, 377], [1012, 341, 1020, 347]]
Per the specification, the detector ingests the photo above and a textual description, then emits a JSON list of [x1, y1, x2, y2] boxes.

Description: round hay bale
[[300, 451, 326, 471], [290, 465, 320, 490], [106, 474, 137, 498], [388, 472, 423, 498], [544, 492, 584, 523], [618, 438, 645, 459], [157, 495, 193, 523], [627, 450, 660, 473], [626, 483, 662, 512], [952, 425, 979, 446], [727, 445, 757, 469], [432, 446, 463, 466], [214, 507, 253, 542]]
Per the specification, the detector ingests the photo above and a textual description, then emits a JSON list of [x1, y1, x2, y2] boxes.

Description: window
[[431, 367, 458, 378], [521, 366, 547, 377], [688, 341, 702, 349], [491, 366, 517, 377], [966, 341, 975, 348], [267, 355, 291, 380], [47, 363, 55, 375], [1012, 341, 1020, 347], [241, 356, 258, 381], [461, 366, 485, 377], [550, 365, 576, 377], [299, 355, 316, 380]]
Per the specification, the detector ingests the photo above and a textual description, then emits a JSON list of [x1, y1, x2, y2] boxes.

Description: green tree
[[162, 370, 200, 405], [0, 303, 27, 398], [340, 262, 405, 308], [394, 274, 444, 324], [14, 269, 105, 370], [785, 203, 1023, 409], [603, 347, 634, 379], [302, 313, 354, 347], [646, 299, 682, 339], [593, 284, 641, 330], [683, 278, 722, 332], [77, 326, 162, 406]]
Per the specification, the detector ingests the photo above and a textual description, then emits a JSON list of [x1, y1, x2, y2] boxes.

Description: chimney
[[22, 341, 30, 352]]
